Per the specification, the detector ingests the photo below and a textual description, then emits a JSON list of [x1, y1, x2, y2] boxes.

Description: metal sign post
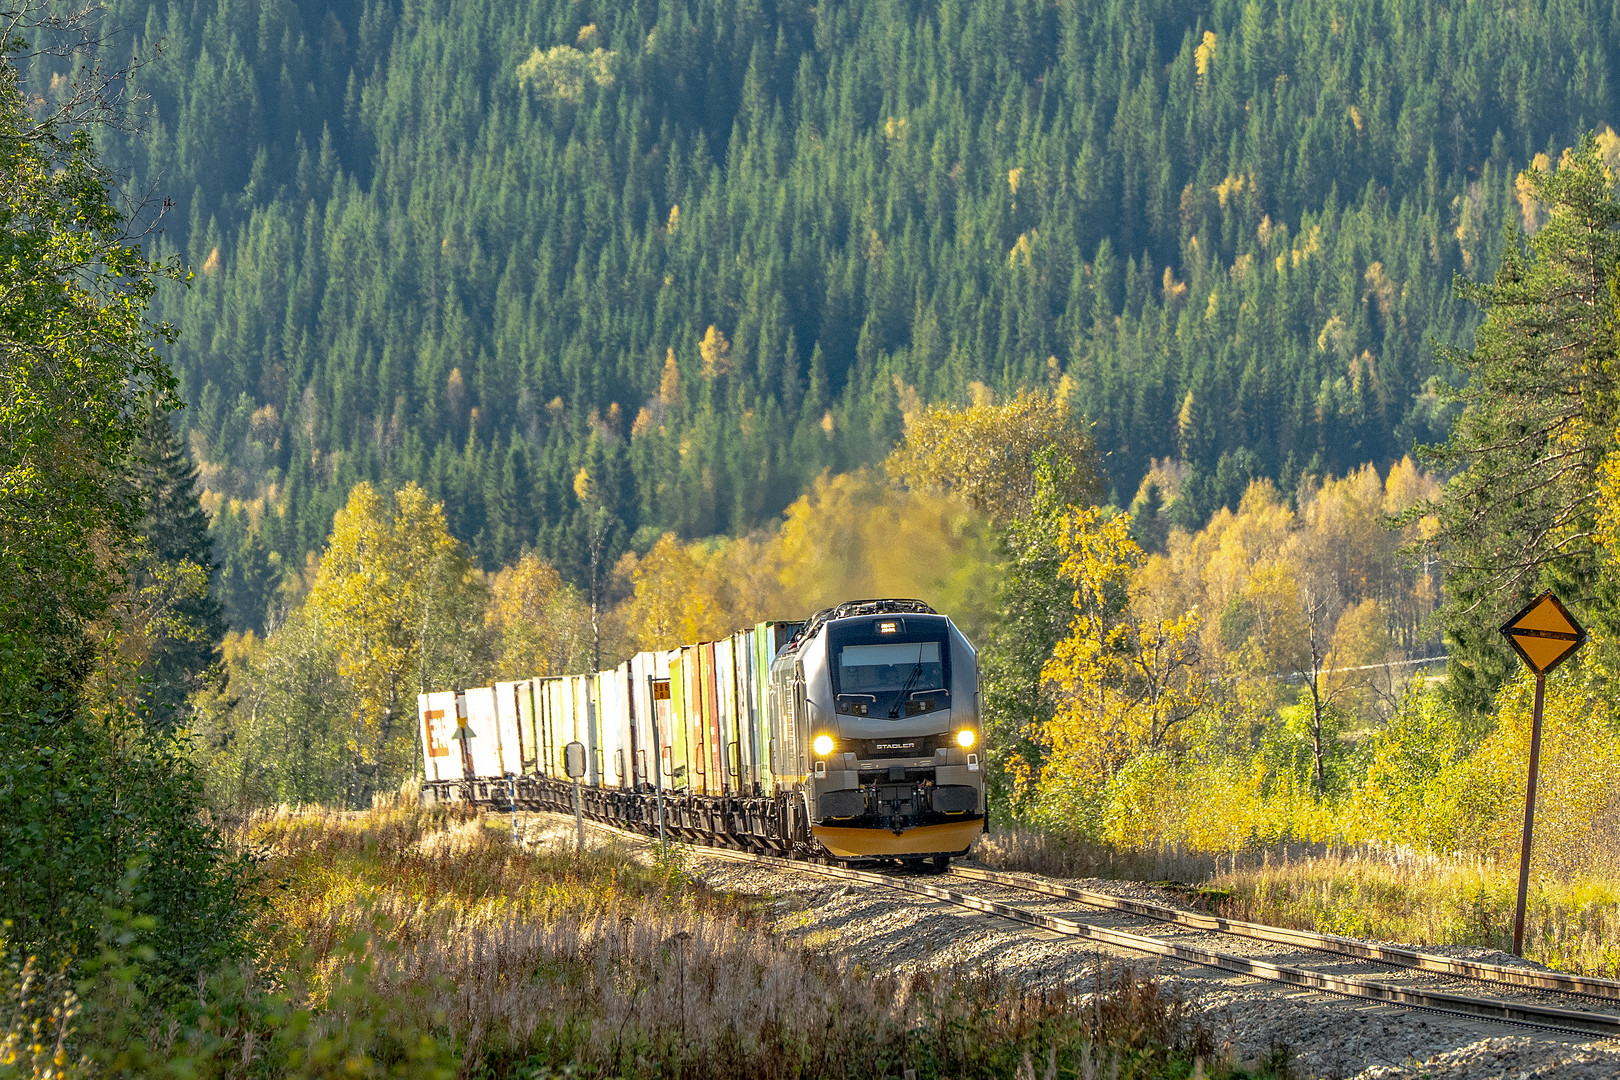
[[573, 780, 584, 852], [565, 740, 587, 852], [1499, 591, 1586, 956], [652, 677, 670, 854]]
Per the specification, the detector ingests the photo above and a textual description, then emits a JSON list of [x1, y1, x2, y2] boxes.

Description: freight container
[[462, 686, 504, 778], [418, 689, 463, 782]]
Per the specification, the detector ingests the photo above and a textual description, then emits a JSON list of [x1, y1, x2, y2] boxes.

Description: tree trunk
[[1307, 636, 1327, 792]]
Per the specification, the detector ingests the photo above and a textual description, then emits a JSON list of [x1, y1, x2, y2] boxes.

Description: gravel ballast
[[517, 813, 1620, 1079]]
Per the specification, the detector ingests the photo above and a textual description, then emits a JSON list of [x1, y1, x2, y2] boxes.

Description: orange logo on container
[[425, 709, 451, 757]]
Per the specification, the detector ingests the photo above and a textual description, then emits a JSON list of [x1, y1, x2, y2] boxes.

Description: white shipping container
[[462, 686, 504, 778], [418, 690, 463, 782], [493, 681, 524, 776], [596, 666, 628, 787]]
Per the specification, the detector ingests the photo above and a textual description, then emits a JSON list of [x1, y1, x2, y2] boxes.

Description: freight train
[[417, 599, 985, 867]]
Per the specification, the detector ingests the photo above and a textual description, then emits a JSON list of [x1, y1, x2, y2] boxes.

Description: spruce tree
[[1424, 137, 1620, 714], [130, 398, 226, 730], [980, 448, 1095, 817], [87, 0, 1620, 622]]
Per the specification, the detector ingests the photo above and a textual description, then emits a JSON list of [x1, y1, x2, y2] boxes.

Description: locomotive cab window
[[830, 618, 951, 717]]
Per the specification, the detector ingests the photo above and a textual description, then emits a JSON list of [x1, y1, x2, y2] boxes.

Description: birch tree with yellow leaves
[[485, 550, 595, 679], [1033, 507, 1212, 824], [885, 388, 1097, 524], [775, 469, 998, 632], [883, 390, 1102, 816], [305, 482, 486, 801], [611, 470, 999, 654], [613, 532, 769, 653]]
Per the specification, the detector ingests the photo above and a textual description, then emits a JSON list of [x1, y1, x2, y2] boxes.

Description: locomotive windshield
[[827, 616, 952, 716], [837, 642, 944, 694]]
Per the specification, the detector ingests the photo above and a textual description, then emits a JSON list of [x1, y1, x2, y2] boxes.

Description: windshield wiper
[[888, 658, 925, 718]]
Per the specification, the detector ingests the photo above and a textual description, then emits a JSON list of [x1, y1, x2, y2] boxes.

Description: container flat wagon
[[419, 599, 986, 867]]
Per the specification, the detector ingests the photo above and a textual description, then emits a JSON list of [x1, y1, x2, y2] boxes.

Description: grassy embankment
[[6, 802, 1292, 1079], [1207, 853, 1620, 976], [980, 829, 1620, 977]]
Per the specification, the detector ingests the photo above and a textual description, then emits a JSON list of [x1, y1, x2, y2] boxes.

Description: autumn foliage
[[1008, 459, 1439, 838], [198, 450, 1002, 805], [885, 389, 1098, 523]]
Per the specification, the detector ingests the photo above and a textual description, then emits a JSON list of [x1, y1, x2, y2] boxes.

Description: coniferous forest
[[81, 0, 1618, 629], [23, 2, 1620, 1070]]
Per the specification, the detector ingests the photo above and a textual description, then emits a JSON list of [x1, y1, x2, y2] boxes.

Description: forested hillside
[[80, 0, 1619, 628]]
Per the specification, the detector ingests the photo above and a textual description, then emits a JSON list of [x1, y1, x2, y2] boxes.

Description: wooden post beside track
[[1499, 592, 1585, 957]]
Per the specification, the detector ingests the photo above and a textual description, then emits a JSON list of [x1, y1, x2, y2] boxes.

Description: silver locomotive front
[[776, 601, 986, 863]]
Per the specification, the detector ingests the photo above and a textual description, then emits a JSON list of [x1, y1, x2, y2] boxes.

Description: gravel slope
[[516, 813, 1620, 1078]]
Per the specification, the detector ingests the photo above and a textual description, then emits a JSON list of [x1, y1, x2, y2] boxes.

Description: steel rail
[[947, 865, 1620, 1002], [549, 813, 1620, 1040]]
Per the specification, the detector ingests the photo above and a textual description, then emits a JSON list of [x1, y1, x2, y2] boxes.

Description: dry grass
[[1204, 847, 1620, 977], [977, 825, 1620, 976], [3, 803, 1286, 1077], [224, 803, 1267, 1079], [237, 801, 768, 974], [975, 825, 1337, 885]]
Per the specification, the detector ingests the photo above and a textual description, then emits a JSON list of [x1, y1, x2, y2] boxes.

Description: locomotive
[[417, 599, 985, 867]]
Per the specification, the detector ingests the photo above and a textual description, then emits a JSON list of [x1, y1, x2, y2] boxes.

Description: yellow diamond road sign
[[1500, 591, 1586, 675]]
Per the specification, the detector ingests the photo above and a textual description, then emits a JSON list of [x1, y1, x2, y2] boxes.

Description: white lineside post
[[565, 739, 587, 853], [656, 737, 667, 854], [649, 673, 667, 854]]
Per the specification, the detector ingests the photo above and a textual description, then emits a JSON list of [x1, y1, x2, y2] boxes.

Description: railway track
[[533, 810, 1620, 1041], [946, 865, 1620, 1002]]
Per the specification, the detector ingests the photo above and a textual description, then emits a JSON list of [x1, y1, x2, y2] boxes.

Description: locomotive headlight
[[956, 728, 977, 749], [812, 734, 836, 756]]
